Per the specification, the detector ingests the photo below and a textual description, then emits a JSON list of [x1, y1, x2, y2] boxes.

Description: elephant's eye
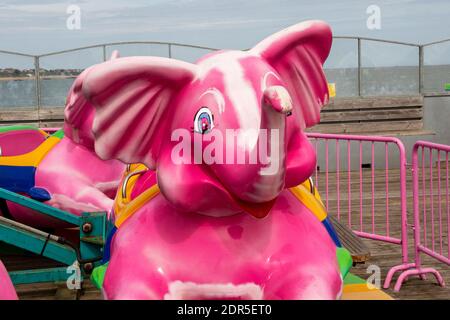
[[194, 107, 214, 134]]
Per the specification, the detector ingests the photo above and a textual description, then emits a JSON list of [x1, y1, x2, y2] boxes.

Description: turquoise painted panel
[[9, 267, 83, 285], [0, 187, 79, 225], [0, 220, 77, 265]]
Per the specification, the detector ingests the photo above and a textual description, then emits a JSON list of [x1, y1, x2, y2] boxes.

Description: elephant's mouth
[[233, 196, 277, 219], [213, 178, 277, 219], [202, 162, 282, 218], [204, 165, 279, 219]]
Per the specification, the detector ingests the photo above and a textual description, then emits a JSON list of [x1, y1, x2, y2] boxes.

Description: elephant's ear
[[64, 66, 97, 150], [251, 20, 332, 128], [63, 50, 119, 149], [81, 56, 197, 169]]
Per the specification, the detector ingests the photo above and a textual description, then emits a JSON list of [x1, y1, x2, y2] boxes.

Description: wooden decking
[[2, 252, 102, 300], [318, 167, 450, 299], [352, 239, 450, 300], [5, 241, 450, 300], [307, 96, 426, 135], [0, 96, 430, 136], [1, 168, 449, 300], [0, 108, 64, 128], [329, 215, 370, 264]]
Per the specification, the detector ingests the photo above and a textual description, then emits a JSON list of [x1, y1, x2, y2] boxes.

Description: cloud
[[0, 0, 450, 54]]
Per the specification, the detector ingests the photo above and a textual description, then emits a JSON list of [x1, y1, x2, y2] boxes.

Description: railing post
[[102, 45, 107, 62], [419, 45, 424, 94], [357, 38, 362, 97], [34, 56, 41, 114], [398, 142, 409, 264], [168, 44, 172, 58], [411, 144, 422, 270]]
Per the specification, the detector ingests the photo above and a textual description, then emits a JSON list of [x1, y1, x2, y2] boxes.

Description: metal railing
[[328, 36, 450, 97], [0, 41, 218, 110], [306, 133, 410, 290], [332, 36, 423, 97], [386, 141, 449, 291], [1, 36, 450, 110], [307, 133, 450, 292], [382, 140, 450, 292]]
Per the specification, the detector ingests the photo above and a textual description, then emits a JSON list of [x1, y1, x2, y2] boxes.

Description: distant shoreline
[[0, 68, 82, 81], [0, 75, 78, 81]]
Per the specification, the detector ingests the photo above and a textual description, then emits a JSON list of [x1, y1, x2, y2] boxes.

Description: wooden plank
[[329, 215, 371, 264], [0, 109, 39, 122], [0, 122, 40, 128], [323, 96, 423, 111], [39, 121, 64, 128], [14, 280, 102, 300], [38, 108, 65, 120], [320, 107, 422, 123], [0, 107, 64, 127], [308, 120, 423, 134], [313, 95, 426, 133]]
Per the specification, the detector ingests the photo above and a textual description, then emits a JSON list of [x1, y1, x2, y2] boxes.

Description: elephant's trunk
[[211, 86, 292, 216], [239, 86, 292, 202]]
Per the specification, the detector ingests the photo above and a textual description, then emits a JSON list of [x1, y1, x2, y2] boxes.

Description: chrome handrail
[[121, 169, 149, 199]]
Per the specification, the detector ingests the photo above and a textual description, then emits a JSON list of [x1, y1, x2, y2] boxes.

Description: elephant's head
[[67, 20, 332, 218]]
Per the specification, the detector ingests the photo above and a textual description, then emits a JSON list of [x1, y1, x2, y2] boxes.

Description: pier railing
[[0, 41, 218, 113], [0, 37, 450, 115]]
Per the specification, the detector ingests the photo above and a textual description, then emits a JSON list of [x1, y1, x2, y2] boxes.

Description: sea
[[0, 65, 448, 108]]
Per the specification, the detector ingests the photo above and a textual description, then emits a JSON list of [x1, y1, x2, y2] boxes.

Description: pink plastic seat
[[0, 129, 47, 156]]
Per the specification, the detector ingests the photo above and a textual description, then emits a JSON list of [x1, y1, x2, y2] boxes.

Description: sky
[[0, 0, 450, 67]]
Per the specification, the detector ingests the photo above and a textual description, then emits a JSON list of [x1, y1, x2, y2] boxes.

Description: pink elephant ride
[[76, 20, 353, 299], [0, 69, 125, 229]]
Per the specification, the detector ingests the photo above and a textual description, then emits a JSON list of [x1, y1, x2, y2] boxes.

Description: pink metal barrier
[[306, 133, 410, 290], [389, 140, 448, 291]]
